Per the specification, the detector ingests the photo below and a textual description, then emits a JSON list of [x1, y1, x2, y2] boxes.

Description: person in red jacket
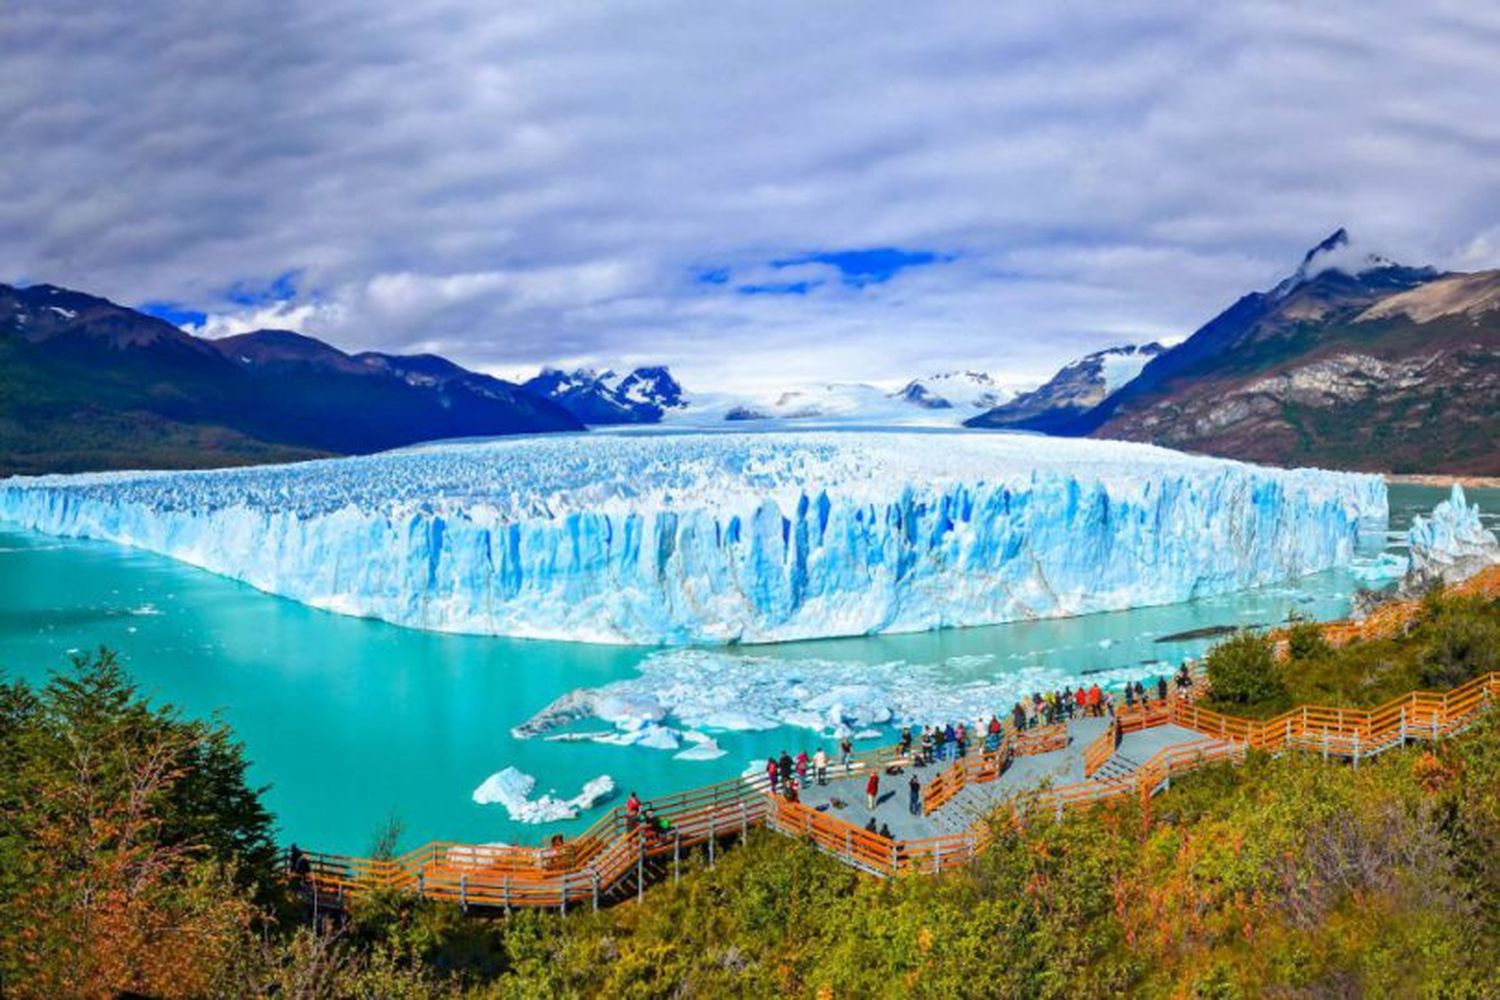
[[625, 791, 641, 831], [866, 770, 879, 811], [1087, 684, 1103, 717], [1074, 687, 1087, 716]]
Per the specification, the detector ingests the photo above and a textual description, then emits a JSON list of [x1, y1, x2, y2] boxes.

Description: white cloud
[[2, 0, 1498, 392]]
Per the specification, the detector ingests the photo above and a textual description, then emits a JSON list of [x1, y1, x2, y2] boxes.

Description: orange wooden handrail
[[1082, 718, 1121, 777]]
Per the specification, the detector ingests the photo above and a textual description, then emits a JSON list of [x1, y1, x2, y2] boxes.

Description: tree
[[1205, 632, 1287, 708], [0, 649, 280, 998]]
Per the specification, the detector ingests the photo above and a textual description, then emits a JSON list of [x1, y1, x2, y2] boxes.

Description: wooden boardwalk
[[299, 667, 1500, 913]]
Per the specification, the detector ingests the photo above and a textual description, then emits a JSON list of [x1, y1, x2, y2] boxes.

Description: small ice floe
[[129, 603, 164, 616], [471, 767, 616, 823], [592, 722, 682, 750], [673, 732, 727, 761], [1350, 551, 1408, 583]]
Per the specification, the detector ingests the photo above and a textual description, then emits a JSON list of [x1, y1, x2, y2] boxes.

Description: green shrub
[[1206, 632, 1288, 708]]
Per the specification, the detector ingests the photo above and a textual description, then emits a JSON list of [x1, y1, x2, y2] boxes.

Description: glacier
[[0, 430, 1386, 645]]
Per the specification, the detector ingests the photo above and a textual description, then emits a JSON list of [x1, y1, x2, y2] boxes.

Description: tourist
[[944, 722, 957, 759], [765, 758, 779, 795], [955, 721, 967, 758], [1124, 683, 1135, 708], [934, 724, 948, 761], [987, 714, 1002, 752], [1074, 686, 1087, 718], [626, 791, 642, 830], [841, 736, 854, 773], [1157, 675, 1168, 702], [778, 750, 794, 789], [1011, 702, 1025, 732], [920, 726, 934, 764], [785, 778, 800, 804], [865, 816, 878, 834], [814, 746, 829, 785], [1024, 699, 1037, 730], [899, 726, 913, 758], [287, 843, 311, 881], [908, 773, 922, 814], [879, 822, 893, 840], [795, 749, 809, 787], [1087, 684, 1102, 717], [866, 769, 879, 810]]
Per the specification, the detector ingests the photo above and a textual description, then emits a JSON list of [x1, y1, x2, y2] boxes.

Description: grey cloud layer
[[3, 1, 1499, 389]]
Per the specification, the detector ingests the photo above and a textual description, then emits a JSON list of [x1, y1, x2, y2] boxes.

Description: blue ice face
[[0, 431, 1387, 645]]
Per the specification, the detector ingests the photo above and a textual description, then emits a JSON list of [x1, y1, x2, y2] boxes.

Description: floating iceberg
[[1406, 485, 1500, 588], [471, 767, 616, 823], [515, 648, 1191, 746], [0, 430, 1386, 645]]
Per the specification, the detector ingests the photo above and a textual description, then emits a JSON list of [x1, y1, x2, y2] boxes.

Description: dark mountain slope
[[0, 283, 581, 475], [969, 231, 1499, 474]]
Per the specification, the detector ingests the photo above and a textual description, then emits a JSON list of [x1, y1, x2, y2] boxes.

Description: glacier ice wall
[[0, 431, 1387, 645]]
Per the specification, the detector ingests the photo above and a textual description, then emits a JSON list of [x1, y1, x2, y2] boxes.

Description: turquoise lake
[[0, 481, 1489, 855]]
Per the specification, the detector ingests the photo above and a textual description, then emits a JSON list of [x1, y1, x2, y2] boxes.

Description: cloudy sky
[[3, 2, 1499, 391]]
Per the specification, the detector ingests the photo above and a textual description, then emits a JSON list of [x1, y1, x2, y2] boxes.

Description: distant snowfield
[[0, 430, 1387, 645]]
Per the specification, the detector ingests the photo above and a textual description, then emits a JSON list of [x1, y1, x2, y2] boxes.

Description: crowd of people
[[748, 665, 1199, 836], [586, 670, 1203, 855]]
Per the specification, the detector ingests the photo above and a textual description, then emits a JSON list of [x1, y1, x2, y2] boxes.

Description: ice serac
[[0, 431, 1387, 645], [1404, 484, 1500, 590]]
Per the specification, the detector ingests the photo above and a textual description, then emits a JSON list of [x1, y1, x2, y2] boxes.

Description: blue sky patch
[[773, 247, 949, 287], [225, 269, 300, 307], [138, 301, 208, 327], [738, 280, 818, 296]]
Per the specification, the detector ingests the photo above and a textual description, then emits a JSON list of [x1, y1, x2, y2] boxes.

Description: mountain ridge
[[0, 283, 582, 475], [966, 231, 1500, 474]]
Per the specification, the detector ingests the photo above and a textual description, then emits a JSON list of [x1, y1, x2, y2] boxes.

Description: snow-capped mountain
[[522, 366, 686, 425], [662, 371, 1014, 428], [891, 371, 1014, 413], [965, 343, 1166, 433]]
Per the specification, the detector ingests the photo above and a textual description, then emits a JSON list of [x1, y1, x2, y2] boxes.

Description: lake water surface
[[0, 481, 1488, 854]]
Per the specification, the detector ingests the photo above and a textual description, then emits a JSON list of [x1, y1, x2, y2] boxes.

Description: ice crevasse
[[0, 430, 1387, 645]]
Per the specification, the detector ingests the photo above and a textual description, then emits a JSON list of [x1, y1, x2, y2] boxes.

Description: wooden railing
[[921, 742, 1013, 815], [1170, 670, 1498, 760], [767, 798, 903, 876], [1082, 717, 1121, 777]]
